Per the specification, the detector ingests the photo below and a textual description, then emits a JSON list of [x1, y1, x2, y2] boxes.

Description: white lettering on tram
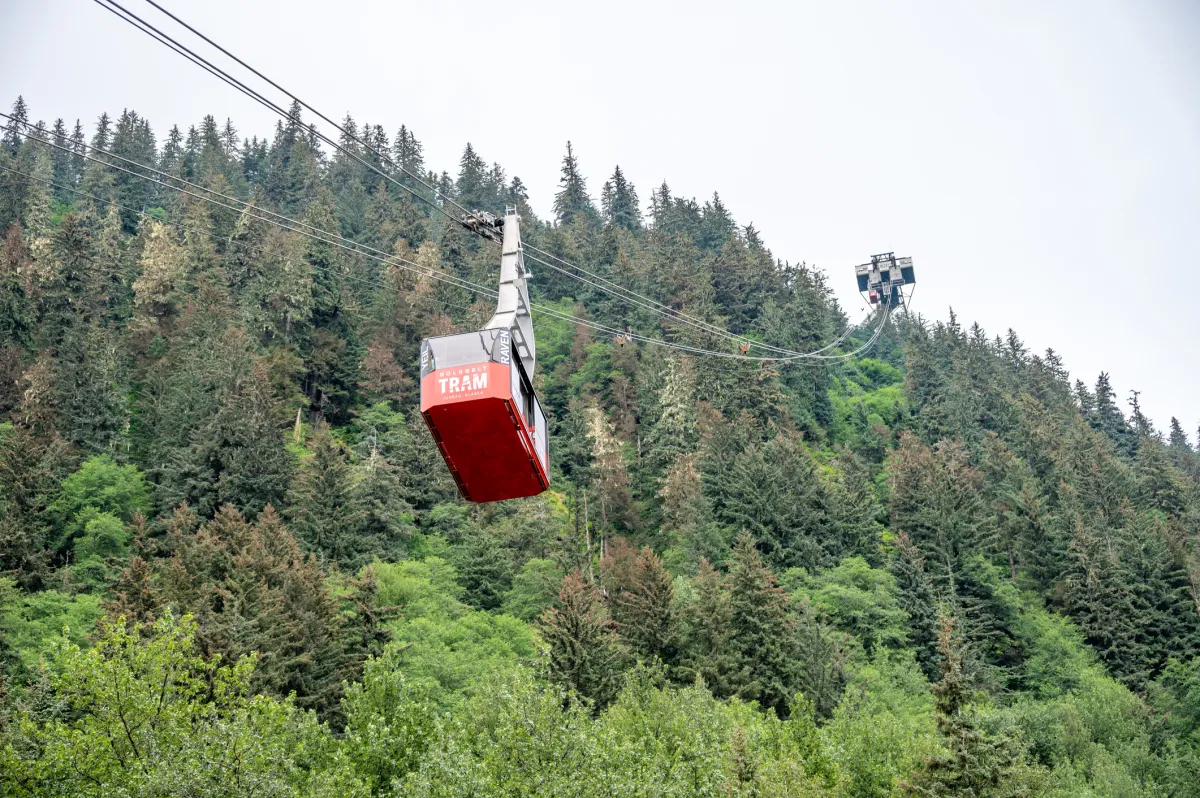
[[437, 367, 489, 395]]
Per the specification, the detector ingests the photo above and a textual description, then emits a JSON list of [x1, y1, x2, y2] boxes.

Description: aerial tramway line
[[38, 0, 919, 502]]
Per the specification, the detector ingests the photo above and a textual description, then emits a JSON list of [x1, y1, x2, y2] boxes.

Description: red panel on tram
[[419, 331, 549, 503]]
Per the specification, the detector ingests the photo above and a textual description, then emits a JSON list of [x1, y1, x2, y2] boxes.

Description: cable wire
[[136, 0, 466, 217], [0, 162, 481, 325], [6, 119, 891, 362], [103, 0, 846, 359], [1, 116, 499, 302]]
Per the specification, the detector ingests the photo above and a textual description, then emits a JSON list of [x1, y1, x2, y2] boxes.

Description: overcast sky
[[3, 0, 1198, 438]]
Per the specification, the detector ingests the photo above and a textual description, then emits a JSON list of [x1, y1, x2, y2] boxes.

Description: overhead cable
[[101, 0, 840, 359]]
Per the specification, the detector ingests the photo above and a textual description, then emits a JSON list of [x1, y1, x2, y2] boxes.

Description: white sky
[[3, 0, 1198, 438]]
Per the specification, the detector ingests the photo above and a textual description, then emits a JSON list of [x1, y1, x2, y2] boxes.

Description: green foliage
[[1, 612, 367, 797], [70, 510, 130, 588], [501, 557, 564, 621], [3, 97, 1200, 795], [1011, 603, 1098, 699], [725, 532, 796, 715], [105, 504, 378, 725], [47, 454, 148, 551], [794, 556, 910, 655], [401, 665, 840, 797], [342, 647, 440, 792], [602, 540, 677, 665], [0, 579, 101, 680], [372, 557, 538, 711], [286, 422, 368, 566], [1151, 656, 1200, 743], [373, 557, 464, 620], [539, 570, 626, 709], [903, 614, 1044, 797], [388, 610, 539, 711], [823, 652, 938, 798]]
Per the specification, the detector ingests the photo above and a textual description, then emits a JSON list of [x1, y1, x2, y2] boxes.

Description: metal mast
[[464, 207, 536, 375]]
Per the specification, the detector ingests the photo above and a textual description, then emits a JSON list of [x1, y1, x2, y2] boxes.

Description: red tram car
[[419, 208, 549, 503], [420, 329, 548, 502]]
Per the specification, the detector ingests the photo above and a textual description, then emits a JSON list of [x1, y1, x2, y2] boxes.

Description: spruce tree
[[0, 225, 34, 352], [792, 600, 848, 718], [890, 532, 941, 679], [112, 503, 377, 726], [698, 193, 735, 252], [1127, 389, 1154, 438], [676, 557, 734, 694], [538, 569, 626, 709], [644, 355, 698, 476], [602, 542, 676, 664], [725, 532, 796, 716], [286, 422, 366, 567], [0, 426, 71, 589], [557, 398, 595, 568], [600, 166, 641, 231], [710, 429, 832, 570], [392, 125, 425, 186], [1, 97, 27, 156], [49, 119, 75, 203], [186, 361, 293, 519], [903, 614, 1036, 797], [40, 214, 100, 346], [353, 420, 415, 562], [131, 220, 187, 333], [1167, 417, 1192, 453], [51, 321, 127, 453], [552, 142, 596, 226], [455, 143, 491, 211], [455, 529, 513, 611], [1089, 372, 1135, 456], [1062, 509, 1141, 685]]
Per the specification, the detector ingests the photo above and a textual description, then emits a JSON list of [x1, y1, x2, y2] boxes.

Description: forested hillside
[[1, 95, 1199, 796]]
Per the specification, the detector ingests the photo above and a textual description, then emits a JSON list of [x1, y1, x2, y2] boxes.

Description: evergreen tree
[[40, 213, 101, 346], [1061, 508, 1142, 685], [49, 118, 75, 203], [709, 429, 832, 570], [0, 426, 72, 589], [1, 96, 27, 156], [400, 406, 458, 510], [791, 600, 848, 718], [131, 219, 187, 332], [1128, 389, 1154, 438], [51, 321, 127, 453], [600, 165, 641, 231], [455, 143, 491, 211], [552, 142, 596, 226], [352, 411, 415, 561], [1088, 372, 1135, 456], [393, 124, 425, 187], [725, 532, 796, 716], [644, 355, 698, 476], [538, 569, 625, 708], [676, 557, 734, 694], [903, 614, 1037, 797], [184, 361, 293, 519], [1167, 417, 1192, 453], [602, 541, 676, 664], [890, 532, 941, 679], [455, 529, 513, 611], [557, 397, 595, 569], [698, 193, 735, 251], [111, 503, 380, 725], [0, 225, 34, 352], [286, 422, 366, 567]]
